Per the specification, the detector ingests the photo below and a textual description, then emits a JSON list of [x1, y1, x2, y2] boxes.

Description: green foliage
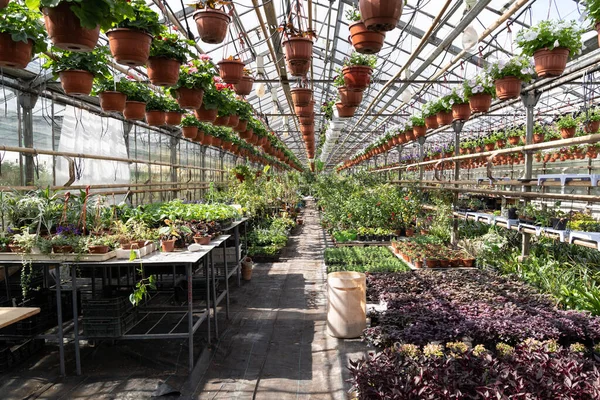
[[582, 0, 600, 23], [463, 72, 496, 99], [181, 114, 200, 127], [345, 6, 361, 22], [0, 2, 47, 54], [172, 57, 217, 91], [26, 0, 134, 31], [150, 27, 194, 64], [145, 93, 169, 111], [421, 99, 444, 118], [516, 20, 584, 57], [556, 114, 578, 129], [92, 76, 129, 95], [344, 52, 377, 68], [409, 115, 425, 127], [324, 246, 409, 273], [111, 0, 161, 36], [118, 80, 152, 103], [486, 56, 535, 83], [43, 47, 110, 77]]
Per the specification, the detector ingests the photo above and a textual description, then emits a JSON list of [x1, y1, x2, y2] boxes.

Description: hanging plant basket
[[59, 70, 94, 96], [405, 130, 415, 141], [495, 76, 522, 100], [436, 110, 453, 126], [234, 119, 248, 133], [338, 87, 364, 107], [165, 111, 183, 126], [107, 28, 153, 67], [584, 120, 600, 134], [227, 114, 240, 128], [175, 87, 204, 110], [469, 93, 492, 113], [200, 133, 213, 146], [533, 133, 545, 144], [533, 47, 570, 78], [359, 0, 403, 32], [123, 101, 147, 120], [282, 36, 313, 77], [452, 103, 471, 121], [239, 129, 253, 140], [147, 57, 181, 86], [182, 126, 198, 140], [193, 8, 231, 44], [295, 101, 315, 117], [214, 115, 230, 126], [233, 76, 254, 96], [342, 66, 373, 91], [560, 127, 576, 139], [413, 125, 426, 138], [42, 3, 100, 51], [349, 21, 385, 54], [299, 115, 314, 125], [99, 91, 127, 113], [1, 36, 33, 71], [145, 111, 165, 126], [218, 58, 245, 84], [335, 102, 357, 118], [425, 115, 439, 130], [291, 87, 313, 107], [508, 136, 520, 145]]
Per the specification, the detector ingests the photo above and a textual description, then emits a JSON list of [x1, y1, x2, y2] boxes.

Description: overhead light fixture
[[255, 83, 266, 98], [462, 25, 478, 50], [401, 87, 414, 103]]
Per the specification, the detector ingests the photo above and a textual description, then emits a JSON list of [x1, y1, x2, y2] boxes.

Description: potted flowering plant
[[181, 114, 200, 140], [463, 72, 496, 113], [148, 27, 194, 86], [106, 0, 161, 66], [581, 108, 600, 134], [436, 95, 454, 126], [93, 76, 128, 113], [516, 20, 584, 77], [218, 55, 245, 85], [556, 114, 578, 139], [422, 100, 442, 130], [447, 88, 470, 121], [291, 84, 313, 108], [487, 56, 535, 100], [506, 127, 523, 145], [335, 70, 364, 107], [191, 0, 231, 45], [581, 0, 600, 46], [346, 6, 385, 54], [281, 24, 316, 77], [403, 121, 414, 141], [410, 115, 426, 138], [233, 67, 255, 96], [145, 93, 169, 126], [358, 0, 403, 32], [171, 56, 217, 110], [342, 52, 377, 91], [0, 2, 47, 69], [165, 97, 185, 126], [27, 0, 133, 51], [119, 79, 151, 120], [234, 100, 253, 133], [43, 47, 110, 96]]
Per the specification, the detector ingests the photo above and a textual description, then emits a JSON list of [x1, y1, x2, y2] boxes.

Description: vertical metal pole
[[417, 137, 427, 181], [205, 256, 210, 344], [223, 240, 229, 320], [170, 136, 179, 201], [451, 121, 464, 245], [234, 225, 241, 286], [520, 90, 542, 259], [219, 152, 225, 183], [201, 147, 207, 198], [397, 146, 402, 181], [19, 93, 38, 185], [55, 265, 65, 376], [210, 251, 218, 337], [187, 263, 193, 373], [71, 264, 81, 375]]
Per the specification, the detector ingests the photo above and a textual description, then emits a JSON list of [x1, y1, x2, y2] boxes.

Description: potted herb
[[93, 76, 128, 113], [148, 27, 193, 86], [165, 97, 185, 126], [342, 52, 377, 91], [172, 56, 216, 110], [463, 72, 496, 113], [556, 114, 578, 139], [346, 6, 385, 54], [232, 164, 251, 183], [181, 114, 200, 140], [0, 2, 46, 69], [487, 56, 535, 100], [28, 0, 133, 52], [516, 20, 584, 78], [447, 88, 470, 121], [191, 0, 231, 45], [358, 0, 403, 32], [145, 93, 168, 126], [86, 235, 114, 254], [119, 80, 151, 120], [218, 55, 245, 85], [106, 0, 162, 66], [158, 219, 181, 252], [43, 47, 110, 96], [582, 0, 600, 46], [233, 67, 255, 96], [581, 108, 600, 134], [234, 100, 254, 133]]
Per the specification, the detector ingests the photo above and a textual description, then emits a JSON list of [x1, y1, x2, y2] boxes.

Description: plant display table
[[0, 308, 40, 329]]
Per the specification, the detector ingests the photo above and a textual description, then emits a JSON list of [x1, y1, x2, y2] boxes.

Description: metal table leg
[[54, 265, 65, 376], [71, 264, 81, 375], [210, 252, 218, 338], [205, 256, 211, 344], [234, 225, 241, 287], [187, 263, 194, 374], [223, 241, 229, 319]]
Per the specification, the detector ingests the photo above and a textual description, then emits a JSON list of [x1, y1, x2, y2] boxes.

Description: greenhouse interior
[[3, 0, 600, 398]]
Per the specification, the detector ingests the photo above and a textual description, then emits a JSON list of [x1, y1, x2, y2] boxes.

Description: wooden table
[[0, 307, 40, 329]]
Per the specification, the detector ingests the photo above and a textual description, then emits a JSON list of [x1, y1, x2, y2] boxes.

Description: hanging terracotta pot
[[234, 119, 248, 132], [452, 103, 471, 121], [233, 76, 254, 96], [560, 127, 576, 139], [107, 28, 153, 66], [147, 57, 181, 86], [436, 110, 453, 126], [218, 58, 245, 84], [342, 66, 373, 90], [165, 111, 183, 126], [507, 136, 520, 145], [193, 8, 231, 44], [405, 130, 415, 141], [212, 137, 223, 147], [584, 120, 600, 134], [335, 102, 357, 118], [222, 141, 233, 151], [349, 21, 385, 54], [0, 0, 9, 9], [99, 91, 127, 113], [469, 93, 492, 113], [59, 70, 94, 96], [124, 101, 147, 120], [282, 36, 313, 77], [425, 115, 439, 130], [201, 134, 213, 146], [182, 126, 198, 140], [145, 110, 165, 126], [295, 101, 315, 117], [413, 125, 426, 138], [359, 0, 403, 32], [175, 87, 204, 110], [299, 115, 314, 125], [495, 76, 522, 100], [42, 3, 100, 51], [0, 33, 33, 69], [533, 133, 545, 144], [214, 115, 230, 126], [291, 87, 313, 107], [338, 87, 363, 107], [239, 129, 253, 140], [533, 47, 570, 78]]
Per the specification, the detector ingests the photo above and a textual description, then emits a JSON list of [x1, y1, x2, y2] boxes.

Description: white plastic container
[[326, 271, 366, 338]]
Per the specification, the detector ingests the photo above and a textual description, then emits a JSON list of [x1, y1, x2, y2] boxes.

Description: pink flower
[[189, 67, 198, 73], [199, 54, 212, 61]]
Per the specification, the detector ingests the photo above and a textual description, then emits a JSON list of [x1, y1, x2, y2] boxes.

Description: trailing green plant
[[344, 52, 377, 68], [582, 0, 600, 24], [43, 47, 110, 77], [516, 20, 584, 57], [171, 57, 217, 93], [110, 0, 161, 36], [150, 27, 194, 63], [556, 114, 578, 129], [486, 56, 536, 83], [92, 76, 129, 95], [0, 2, 47, 54], [165, 97, 185, 113], [409, 115, 425, 127]]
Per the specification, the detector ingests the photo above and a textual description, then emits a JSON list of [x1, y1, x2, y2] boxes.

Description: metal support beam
[[18, 93, 38, 186], [170, 135, 180, 200], [417, 136, 426, 181], [451, 120, 464, 245]]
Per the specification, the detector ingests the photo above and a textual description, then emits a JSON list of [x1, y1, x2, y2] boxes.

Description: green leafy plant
[[580, 108, 600, 122], [333, 69, 345, 88], [145, 93, 169, 111], [582, 0, 600, 24], [409, 115, 425, 127], [422, 99, 444, 117], [26, 0, 134, 31], [0, 2, 47, 54], [486, 56, 536, 83], [463, 72, 496, 99], [181, 114, 200, 127], [345, 6, 361, 22], [516, 20, 584, 57], [92, 76, 128, 95], [119, 80, 151, 102], [110, 0, 161, 36], [43, 47, 110, 77], [165, 97, 185, 113], [556, 114, 578, 129], [344, 52, 377, 68], [150, 27, 194, 64], [171, 57, 217, 91]]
